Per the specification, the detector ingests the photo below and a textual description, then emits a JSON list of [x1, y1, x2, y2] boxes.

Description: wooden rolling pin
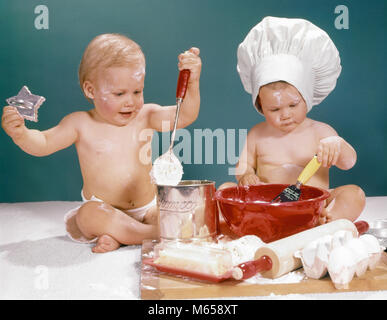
[[233, 219, 369, 280]]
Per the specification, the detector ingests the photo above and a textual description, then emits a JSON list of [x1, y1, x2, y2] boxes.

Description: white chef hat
[[237, 16, 342, 113]]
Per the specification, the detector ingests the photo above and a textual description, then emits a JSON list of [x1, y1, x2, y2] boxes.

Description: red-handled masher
[[144, 220, 369, 282], [172, 69, 190, 143], [150, 69, 190, 185]]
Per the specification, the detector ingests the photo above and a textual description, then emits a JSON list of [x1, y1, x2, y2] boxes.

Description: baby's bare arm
[[235, 127, 261, 185], [316, 123, 357, 170], [3, 108, 79, 157], [148, 48, 201, 132]]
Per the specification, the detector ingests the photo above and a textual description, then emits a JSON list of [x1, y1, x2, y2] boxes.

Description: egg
[[359, 234, 383, 270], [331, 230, 354, 249], [345, 238, 369, 277], [295, 234, 332, 279], [328, 246, 357, 289]]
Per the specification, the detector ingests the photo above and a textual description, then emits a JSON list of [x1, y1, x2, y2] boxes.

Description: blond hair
[[78, 33, 145, 94]]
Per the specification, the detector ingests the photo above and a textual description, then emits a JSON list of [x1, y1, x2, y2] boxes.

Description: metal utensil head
[[271, 184, 301, 203], [150, 149, 183, 186]]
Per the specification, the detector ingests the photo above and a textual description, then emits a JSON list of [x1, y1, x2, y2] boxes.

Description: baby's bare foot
[[92, 235, 120, 253]]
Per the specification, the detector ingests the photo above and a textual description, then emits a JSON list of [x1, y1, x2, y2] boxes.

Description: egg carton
[[294, 229, 385, 289]]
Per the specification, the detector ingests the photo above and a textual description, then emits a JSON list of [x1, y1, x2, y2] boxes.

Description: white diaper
[[64, 192, 157, 244]]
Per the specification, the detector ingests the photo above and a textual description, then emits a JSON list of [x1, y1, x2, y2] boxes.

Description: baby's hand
[[178, 47, 201, 83], [317, 136, 343, 168], [238, 173, 261, 186], [1, 106, 26, 141]]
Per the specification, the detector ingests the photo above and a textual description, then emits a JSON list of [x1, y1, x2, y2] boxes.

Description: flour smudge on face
[[271, 90, 301, 108], [131, 66, 145, 81]]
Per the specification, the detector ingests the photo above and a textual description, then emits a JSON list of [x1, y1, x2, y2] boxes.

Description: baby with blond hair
[[2, 33, 202, 252]]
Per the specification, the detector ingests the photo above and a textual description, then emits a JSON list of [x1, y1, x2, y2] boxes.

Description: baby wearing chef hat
[[221, 17, 365, 224]]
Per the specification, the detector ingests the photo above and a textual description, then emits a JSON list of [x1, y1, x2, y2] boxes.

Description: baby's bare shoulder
[[142, 103, 162, 112], [67, 110, 90, 120], [249, 121, 266, 135], [248, 121, 272, 140], [308, 119, 338, 137], [138, 103, 163, 119], [62, 110, 90, 120], [244, 123, 267, 149], [58, 110, 93, 130]]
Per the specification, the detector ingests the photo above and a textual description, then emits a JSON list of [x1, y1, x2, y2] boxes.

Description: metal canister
[[367, 219, 387, 250], [156, 180, 218, 240]]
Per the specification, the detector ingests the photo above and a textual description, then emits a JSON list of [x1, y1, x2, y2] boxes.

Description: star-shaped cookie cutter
[[6, 86, 45, 122]]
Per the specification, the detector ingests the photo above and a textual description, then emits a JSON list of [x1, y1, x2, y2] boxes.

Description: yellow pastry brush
[[271, 155, 321, 202]]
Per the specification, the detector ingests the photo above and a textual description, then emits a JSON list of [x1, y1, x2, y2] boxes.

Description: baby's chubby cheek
[[95, 94, 117, 113], [269, 116, 284, 128], [96, 87, 112, 103]]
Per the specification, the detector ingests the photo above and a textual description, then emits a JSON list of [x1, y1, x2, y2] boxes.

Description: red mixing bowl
[[215, 184, 330, 243]]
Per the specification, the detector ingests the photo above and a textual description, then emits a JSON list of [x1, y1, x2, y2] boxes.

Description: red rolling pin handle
[[355, 220, 369, 235], [234, 255, 272, 280], [176, 69, 190, 100]]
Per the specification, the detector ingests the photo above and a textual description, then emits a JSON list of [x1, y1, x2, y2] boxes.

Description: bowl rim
[[156, 180, 215, 187], [214, 183, 330, 206]]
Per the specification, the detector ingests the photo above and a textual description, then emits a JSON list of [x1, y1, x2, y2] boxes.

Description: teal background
[[0, 0, 386, 202]]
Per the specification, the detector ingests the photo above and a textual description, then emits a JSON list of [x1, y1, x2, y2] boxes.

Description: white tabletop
[[0, 197, 386, 300]]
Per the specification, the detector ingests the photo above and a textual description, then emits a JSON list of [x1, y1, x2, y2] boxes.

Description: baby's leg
[[322, 185, 366, 223], [143, 205, 159, 225], [75, 201, 159, 252]]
